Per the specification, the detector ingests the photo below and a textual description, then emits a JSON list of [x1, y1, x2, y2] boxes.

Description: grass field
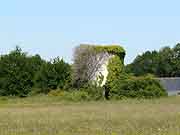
[[0, 96, 180, 135]]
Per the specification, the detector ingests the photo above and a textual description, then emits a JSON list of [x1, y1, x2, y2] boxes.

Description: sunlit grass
[[0, 96, 180, 135]]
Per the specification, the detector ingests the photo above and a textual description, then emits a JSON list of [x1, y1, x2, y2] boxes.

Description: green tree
[[156, 46, 173, 77], [0, 46, 33, 96], [125, 51, 159, 76], [34, 57, 71, 93], [171, 43, 180, 76], [126, 43, 180, 77]]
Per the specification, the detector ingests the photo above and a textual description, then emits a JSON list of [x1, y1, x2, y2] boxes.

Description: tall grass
[[0, 96, 180, 135]]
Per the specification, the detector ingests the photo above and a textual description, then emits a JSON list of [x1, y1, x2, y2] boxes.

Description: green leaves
[[73, 44, 126, 88], [0, 46, 36, 96], [126, 43, 180, 77], [0, 47, 71, 96], [34, 57, 71, 93], [109, 75, 167, 99]]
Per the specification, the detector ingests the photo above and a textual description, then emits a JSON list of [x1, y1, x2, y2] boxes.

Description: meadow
[[0, 96, 180, 135]]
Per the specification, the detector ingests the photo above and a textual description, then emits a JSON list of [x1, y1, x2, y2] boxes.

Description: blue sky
[[0, 0, 180, 64]]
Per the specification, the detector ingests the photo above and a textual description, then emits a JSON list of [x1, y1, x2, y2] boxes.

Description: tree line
[[0, 45, 169, 99], [125, 43, 180, 77], [0, 46, 71, 97]]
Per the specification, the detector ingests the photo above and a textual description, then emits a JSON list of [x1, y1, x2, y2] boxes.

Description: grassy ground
[[0, 96, 180, 135]]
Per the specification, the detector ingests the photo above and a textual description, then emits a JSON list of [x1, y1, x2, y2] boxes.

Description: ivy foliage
[[72, 44, 126, 88], [93, 45, 126, 58], [93, 45, 126, 89], [90, 45, 126, 89], [106, 56, 124, 89], [78, 44, 126, 59]]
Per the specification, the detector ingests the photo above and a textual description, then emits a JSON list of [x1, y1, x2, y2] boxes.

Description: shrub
[[0, 46, 45, 97], [108, 75, 167, 99], [47, 83, 104, 101], [80, 84, 104, 100], [34, 57, 71, 93], [48, 90, 90, 101]]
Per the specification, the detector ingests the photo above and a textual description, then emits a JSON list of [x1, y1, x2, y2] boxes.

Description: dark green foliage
[[109, 75, 167, 99], [47, 75, 166, 101], [34, 57, 71, 93], [48, 90, 90, 101], [156, 47, 174, 77], [0, 46, 44, 96], [0, 46, 71, 97], [126, 43, 180, 77], [0, 45, 170, 100], [28, 54, 46, 80], [79, 84, 104, 100], [48, 84, 104, 101], [125, 51, 159, 76], [171, 44, 180, 76]]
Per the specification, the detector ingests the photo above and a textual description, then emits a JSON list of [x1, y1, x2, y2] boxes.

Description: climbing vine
[[93, 45, 126, 87], [106, 55, 125, 89], [93, 45, 125, 58], [73, 44, 126, 88]]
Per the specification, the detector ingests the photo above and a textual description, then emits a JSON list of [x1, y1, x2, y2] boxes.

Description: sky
[[1, 0, 180, 64]]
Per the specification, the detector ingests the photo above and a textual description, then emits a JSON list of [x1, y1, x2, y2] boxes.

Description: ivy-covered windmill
[[72, 44, 126, 88]]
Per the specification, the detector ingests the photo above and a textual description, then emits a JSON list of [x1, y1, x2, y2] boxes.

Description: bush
[[0, 47, 44, 97], [47, 75, 167, 101], [47, 84, 104, 101], [48, 90, 90, 101], [34, 57, 72, 93], [108, 75, 167, 99], [79, 84, 104, 100]]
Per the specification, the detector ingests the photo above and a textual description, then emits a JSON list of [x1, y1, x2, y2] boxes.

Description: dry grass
[[0, 96, 180, 135]]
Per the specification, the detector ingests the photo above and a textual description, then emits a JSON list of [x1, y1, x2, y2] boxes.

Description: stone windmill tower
[[73, 44, 126, 87]]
